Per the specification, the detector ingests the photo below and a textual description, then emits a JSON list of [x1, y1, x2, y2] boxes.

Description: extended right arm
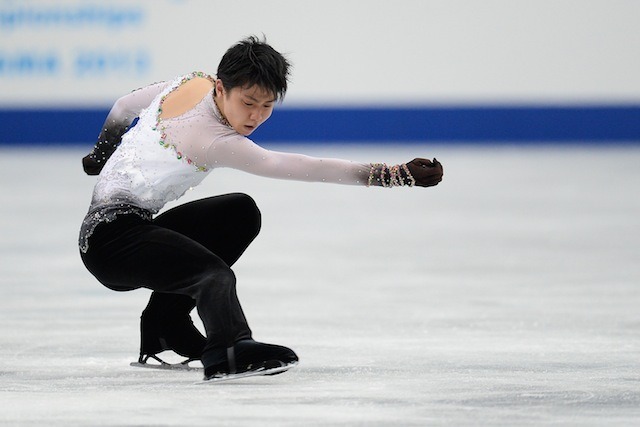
[[206, 134, 443, 187], [82, 81, 170, 175]]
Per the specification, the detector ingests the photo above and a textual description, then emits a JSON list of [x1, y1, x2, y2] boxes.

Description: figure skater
[[79, 36, 443, 381]]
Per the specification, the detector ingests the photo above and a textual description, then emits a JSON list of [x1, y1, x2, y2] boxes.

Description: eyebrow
[[246, 95, 277, 104]]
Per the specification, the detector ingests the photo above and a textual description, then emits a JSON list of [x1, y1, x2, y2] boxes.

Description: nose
[[250, 109, 262, 122]]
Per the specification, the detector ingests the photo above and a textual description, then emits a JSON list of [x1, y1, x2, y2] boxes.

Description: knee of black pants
[[231, 193, 262, 238]]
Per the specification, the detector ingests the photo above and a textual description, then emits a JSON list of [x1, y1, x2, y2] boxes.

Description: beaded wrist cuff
[[366, 163, 415, 187]]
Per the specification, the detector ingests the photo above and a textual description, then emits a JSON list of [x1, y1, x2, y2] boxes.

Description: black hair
[[216, 35, 290, 102]]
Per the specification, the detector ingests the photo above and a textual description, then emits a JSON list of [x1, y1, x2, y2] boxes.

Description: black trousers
[[80, 193, 261, 356]]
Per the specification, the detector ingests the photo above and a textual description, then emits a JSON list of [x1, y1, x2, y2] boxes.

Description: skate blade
[[130, 361, 202, 371], [197, 361, 298, 384]]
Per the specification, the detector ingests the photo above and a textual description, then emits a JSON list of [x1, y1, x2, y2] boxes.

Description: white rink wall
[[0, 0, 639, 107]]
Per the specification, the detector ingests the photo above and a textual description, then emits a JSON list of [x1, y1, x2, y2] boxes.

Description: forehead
[[236, 85, 276, 102]]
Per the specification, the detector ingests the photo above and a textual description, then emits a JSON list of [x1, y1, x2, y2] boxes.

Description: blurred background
[[1, 0, 639, 145]]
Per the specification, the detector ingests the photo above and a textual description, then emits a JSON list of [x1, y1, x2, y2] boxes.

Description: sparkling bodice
[[80, 71, 381, 252], [90, 75, 211, 215]]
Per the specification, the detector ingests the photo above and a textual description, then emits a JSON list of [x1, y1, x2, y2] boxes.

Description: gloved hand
[[406, 158, 443, 187], [82, 154, 102, 175]]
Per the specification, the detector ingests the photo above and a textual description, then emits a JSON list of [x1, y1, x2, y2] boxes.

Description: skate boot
[[137, 306, 206, 368], [202, 339, 298, 381]]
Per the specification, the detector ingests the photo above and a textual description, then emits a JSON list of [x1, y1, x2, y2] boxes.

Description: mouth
[[243, 124, 257, 134]]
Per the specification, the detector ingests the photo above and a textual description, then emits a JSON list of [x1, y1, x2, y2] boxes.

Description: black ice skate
[[201, 339, 298, 383], [131, 296, 206, 371]]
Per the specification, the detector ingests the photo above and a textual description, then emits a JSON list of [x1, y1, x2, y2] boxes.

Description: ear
[[215, 79, 225, 96]]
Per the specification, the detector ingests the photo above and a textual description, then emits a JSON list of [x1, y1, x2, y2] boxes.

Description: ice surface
[[1, 144, 639, 426]]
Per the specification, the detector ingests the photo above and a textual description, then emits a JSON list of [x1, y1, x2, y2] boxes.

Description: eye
[[244, 102, 253, 107]]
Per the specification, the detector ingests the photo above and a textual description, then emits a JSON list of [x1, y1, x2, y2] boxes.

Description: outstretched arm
[[206, 136, 443, 187], [82, 81, 170, 175]]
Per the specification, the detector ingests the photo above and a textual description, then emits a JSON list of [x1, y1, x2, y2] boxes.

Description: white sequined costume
[[79, 72, 381, 252]]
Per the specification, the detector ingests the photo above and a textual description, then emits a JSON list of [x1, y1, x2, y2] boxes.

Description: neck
[[213, 92, 229, 125]]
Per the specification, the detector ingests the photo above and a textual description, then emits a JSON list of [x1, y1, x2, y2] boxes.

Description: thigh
[[153, 193, 261, 266], [82, 216, 230, 295]]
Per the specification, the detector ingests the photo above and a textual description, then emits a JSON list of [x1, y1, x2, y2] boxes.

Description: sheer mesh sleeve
[[82, 81, 170, 175], [205, 135, 372, 185]]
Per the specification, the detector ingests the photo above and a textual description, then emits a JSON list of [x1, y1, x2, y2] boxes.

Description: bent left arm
[[82, 81, 170, 175]]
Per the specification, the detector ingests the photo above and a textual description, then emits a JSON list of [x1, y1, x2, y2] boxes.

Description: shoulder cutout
[[160, 77, 214, 119]]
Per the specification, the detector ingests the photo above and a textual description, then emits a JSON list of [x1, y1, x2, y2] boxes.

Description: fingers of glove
[[82, 155, 102, 175], [431, 158, 443, 178], [409, 158, 433, 168], [407, 157, 443, 186], [415, 175, 442, 187]]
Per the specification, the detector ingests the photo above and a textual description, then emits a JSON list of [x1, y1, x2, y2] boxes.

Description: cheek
[[262, 108, 274, 122], [228, 105, 244, 122]]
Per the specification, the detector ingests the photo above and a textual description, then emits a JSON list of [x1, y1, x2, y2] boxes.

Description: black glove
[[82, 119, 131, 176], [82, 154, 103, 175], [406, 158, 443, 187]]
